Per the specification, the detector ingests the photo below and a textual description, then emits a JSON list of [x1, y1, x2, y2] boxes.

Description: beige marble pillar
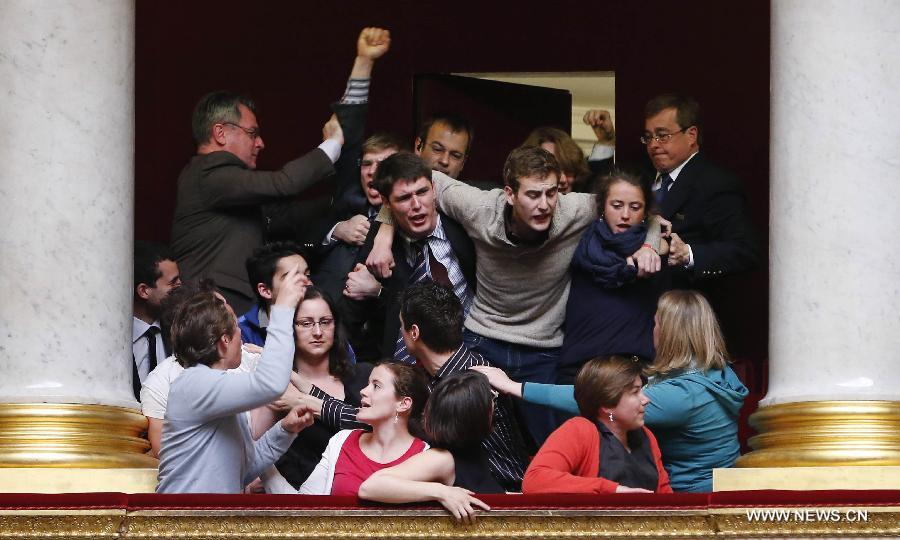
[[718, 1, 900, 488], [0, 0, 155, 490]]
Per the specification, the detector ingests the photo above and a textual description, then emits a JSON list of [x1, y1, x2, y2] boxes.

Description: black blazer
[[339, 213, 476, 362], [655, 152, 759, 285], [307, 101, 372, 301]]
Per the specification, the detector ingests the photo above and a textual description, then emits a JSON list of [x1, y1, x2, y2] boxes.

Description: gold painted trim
[[737, 400, 900, 468], [0, 515, 123, 539], [0, 507, 897, 538], [123, 513, 715, 538], [0, 404, 156, 468]]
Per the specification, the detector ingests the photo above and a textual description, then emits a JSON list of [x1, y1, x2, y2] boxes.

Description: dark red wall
[[136, 1, 770, 369]]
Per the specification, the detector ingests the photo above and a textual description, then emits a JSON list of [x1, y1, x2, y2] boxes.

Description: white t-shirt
[[140, 346, 262, 419]]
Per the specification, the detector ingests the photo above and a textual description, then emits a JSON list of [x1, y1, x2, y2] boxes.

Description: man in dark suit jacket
[[170, 28, 391, 314], [339, 152, 476, 362], [312, 132, 406, 302], [642, 93, 758, 287]]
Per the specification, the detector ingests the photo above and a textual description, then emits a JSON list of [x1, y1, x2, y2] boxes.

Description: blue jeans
[[463, 329, 560, 446]]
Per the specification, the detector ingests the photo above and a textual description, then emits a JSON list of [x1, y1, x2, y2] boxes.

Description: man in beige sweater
[[370, 146, 660, 445]]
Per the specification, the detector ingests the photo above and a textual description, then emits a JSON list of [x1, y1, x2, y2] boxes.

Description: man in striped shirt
[[309, 281, 529, 492]]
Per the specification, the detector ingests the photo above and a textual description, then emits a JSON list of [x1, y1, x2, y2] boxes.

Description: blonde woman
[[474, 289, 748, 492]]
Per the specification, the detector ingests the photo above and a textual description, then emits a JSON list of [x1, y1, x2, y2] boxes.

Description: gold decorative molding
[[0, 514, 123, 539], [712, 508, 900, 537], [737, 400, 900, 468], [0, 507, 896, 538], [0, 404, 156, 469], [124, 511, 714, 538]]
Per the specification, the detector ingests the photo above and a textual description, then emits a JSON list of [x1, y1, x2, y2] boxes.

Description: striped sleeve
[[340, 78, 370, 104], [309, 385, 366, 430]]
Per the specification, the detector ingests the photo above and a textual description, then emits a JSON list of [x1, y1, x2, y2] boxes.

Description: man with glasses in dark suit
[[642, 93, 758, 286], [171, 28, 391, 314]]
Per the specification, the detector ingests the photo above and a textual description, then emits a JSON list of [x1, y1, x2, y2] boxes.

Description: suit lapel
[[391, 235, 412, 284], [660, 154, 702, 218]]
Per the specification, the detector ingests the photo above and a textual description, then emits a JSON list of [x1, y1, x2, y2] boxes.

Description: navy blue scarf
[[571, 219, 647, 288]]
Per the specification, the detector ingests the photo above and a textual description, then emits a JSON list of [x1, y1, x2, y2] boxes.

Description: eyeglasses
[[640, 128, 689, 145], [222, 122, 261, 140], [295, 318, 334, 330]]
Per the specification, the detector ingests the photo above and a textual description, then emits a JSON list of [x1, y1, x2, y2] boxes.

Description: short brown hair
[[503, 146, 561, 192], [399, 281, 463, 354], [171, 292, 236, 368], [373, 151, 433, 199], [417, 113, 473, 155], [424, 371, 493, 453], [522, 127, 589, 179], [649, 290, 728, 378], [191, 90, 256, 146], [574, 356, 644, 419], [362, 132, 406, 156], [644, 93, 702, 143]]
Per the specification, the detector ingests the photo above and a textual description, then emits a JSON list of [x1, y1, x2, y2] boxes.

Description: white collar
[[132, 316, 161, 343]]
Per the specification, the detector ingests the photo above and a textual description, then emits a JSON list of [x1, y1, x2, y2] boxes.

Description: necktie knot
[[143, 326, 160, 339]]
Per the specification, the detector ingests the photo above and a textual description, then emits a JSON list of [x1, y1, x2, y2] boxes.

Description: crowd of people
[[131, 27, 759, 521]]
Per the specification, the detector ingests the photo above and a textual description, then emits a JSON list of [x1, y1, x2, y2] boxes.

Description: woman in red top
[[523, 355, 672, 494], [263, 362, 429, 495]]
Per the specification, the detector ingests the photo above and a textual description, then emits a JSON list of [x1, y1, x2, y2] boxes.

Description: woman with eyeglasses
[[253, 286, 374, 490]]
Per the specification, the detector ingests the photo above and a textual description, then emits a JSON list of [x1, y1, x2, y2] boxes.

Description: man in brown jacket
[[170, 28, 391, 313]]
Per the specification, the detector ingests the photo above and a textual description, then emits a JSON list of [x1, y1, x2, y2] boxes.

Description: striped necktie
[[393, 241, 430, 364]]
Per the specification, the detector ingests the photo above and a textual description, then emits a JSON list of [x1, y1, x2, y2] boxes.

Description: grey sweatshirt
[[156, 306, 297, 493]]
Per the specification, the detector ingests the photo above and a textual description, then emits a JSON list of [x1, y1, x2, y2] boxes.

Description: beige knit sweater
[[379, 171, 660, 348]]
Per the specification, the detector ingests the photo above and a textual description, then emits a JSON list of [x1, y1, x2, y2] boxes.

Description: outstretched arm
[[359, 449, 490, 524], [470, 366, 580, 416]]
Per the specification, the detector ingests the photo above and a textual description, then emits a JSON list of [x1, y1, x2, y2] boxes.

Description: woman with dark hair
[[557, 169, 668, 384], [156, 271, 313, 493], [256, 286, 374, 489], [265, 362, 429, 495], [522, 356, 671, 494], [359, 370, 499, 524]]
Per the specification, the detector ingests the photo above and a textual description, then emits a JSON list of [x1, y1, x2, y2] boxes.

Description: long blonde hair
[[648, 290, 728, 377]]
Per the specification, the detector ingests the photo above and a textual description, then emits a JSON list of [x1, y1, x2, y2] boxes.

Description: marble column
[[0, 0, 154, 478], [736, 0, 900, 469]]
